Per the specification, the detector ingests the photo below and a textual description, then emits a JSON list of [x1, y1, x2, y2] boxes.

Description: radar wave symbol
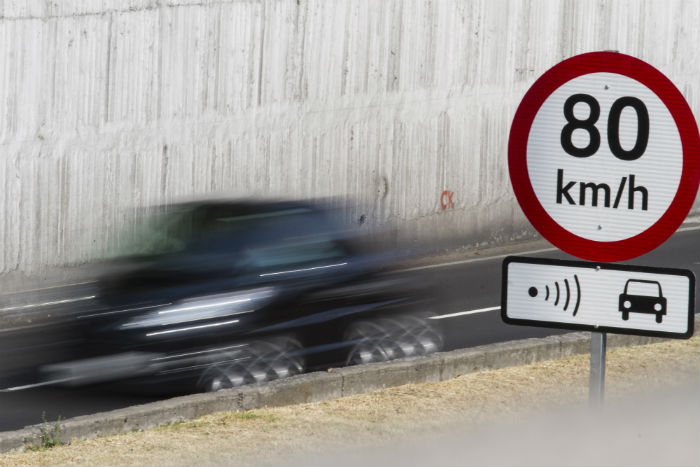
[[527, 274, 582, 316]]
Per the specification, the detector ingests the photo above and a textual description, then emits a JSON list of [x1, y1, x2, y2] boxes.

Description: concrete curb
[[1, 316, 697, 453]]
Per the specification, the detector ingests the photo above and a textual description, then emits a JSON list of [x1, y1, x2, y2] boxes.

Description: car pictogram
[[619, 279, 667, 323]]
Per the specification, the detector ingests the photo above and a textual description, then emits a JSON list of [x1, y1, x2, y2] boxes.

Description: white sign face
[[527, 72, 682, 242], [502, 256, 694, 338], [508, 52, 700, 262]]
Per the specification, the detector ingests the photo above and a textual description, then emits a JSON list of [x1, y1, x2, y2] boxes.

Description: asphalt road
[[430, 226, 700, 349], [0, 227, 697, 432]]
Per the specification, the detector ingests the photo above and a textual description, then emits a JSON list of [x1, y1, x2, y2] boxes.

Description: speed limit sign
[[509, 52, 700, 262]]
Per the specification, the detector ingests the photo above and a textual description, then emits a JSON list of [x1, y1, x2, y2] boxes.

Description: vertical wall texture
[[0, 0, 698, 277]]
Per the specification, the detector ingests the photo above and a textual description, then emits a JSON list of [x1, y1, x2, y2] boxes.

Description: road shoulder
[[1, 337, 696, 466]]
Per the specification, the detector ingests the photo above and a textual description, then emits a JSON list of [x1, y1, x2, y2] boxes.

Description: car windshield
[[107, 206, 197, 259], [106, 203, 348, 267], [626, 280, 661, 297]]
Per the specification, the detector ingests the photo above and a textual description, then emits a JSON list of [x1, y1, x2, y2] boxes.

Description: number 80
[[560, 94, 649, 161]]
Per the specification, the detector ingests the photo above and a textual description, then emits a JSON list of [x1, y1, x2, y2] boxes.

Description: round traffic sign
[[509, 52, 700, 262]]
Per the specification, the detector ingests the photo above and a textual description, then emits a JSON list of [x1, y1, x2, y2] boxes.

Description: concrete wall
[[0, 0, 699, 278]]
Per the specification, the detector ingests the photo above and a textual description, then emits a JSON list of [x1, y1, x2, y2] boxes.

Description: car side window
[[238, 212, 347, 271], [244, 239, 344, 269]]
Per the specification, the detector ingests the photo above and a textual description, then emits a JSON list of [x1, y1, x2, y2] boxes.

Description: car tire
[[197, 336, 304, 392], [655, 314, 663, 324], [344, 313, 443, 366], [622, 311, 629, 321]]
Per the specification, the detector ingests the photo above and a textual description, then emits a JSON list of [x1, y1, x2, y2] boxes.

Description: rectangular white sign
[[502, 256, 695, 338]]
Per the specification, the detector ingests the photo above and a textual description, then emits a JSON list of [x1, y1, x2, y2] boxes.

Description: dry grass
[[1, 337, 697, 466]]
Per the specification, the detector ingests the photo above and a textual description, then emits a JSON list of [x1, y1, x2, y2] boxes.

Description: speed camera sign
[[509, 52, 700, 262]]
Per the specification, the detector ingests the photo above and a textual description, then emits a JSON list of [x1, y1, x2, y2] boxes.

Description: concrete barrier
[[2, 0, 700, 283], [1, 314, 696, 453]]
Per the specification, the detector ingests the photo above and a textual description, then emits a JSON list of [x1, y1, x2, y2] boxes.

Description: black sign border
[[501, 256, 695, 339]]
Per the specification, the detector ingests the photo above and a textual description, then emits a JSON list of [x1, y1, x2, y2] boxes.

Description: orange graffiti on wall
[[440, 190, 454, 210]]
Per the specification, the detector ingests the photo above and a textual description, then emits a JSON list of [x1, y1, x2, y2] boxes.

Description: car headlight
[[623, 301, 631, 309], [120, 287, 277, 330], [654, 303, 662, 312]]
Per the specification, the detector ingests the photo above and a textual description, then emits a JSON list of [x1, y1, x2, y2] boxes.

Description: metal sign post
[[504, 52, 699, 414], [589, 331, 606, 407]]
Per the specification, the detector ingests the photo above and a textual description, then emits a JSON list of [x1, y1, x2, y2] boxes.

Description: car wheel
[[655, 314, 663, 324], [197, 337, 304, 392], [344, 313, 443, 366], [622, 311, 629, 321]]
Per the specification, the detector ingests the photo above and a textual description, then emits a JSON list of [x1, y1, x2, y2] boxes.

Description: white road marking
[[1, 378, 75, 392], [1, 280, 96, 295], [429, 306, 500, 320], [0, 295, 96, 312], [403, 224, 700, 273], [401, 248, 558, 272], [677, 224, 700, 233]]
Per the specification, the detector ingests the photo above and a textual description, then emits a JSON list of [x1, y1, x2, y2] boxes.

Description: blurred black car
[[41, 200, 443, 393]]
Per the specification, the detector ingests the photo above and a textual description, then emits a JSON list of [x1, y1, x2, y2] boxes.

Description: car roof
[[169, 199, 316, 211], [152, 199, 325, 220]]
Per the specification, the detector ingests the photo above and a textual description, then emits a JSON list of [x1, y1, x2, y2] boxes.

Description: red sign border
[[509, 51, 700, 262]]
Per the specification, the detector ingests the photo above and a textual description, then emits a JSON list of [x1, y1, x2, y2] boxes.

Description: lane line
[[0, 295, 96, 312], [401, 247, 558, 272], [429, 306, 500, 320], [0, 280, 96, 295], [402, 224, 700, 273], [677, 224, 700, 233], [1, 378, 76, 392]]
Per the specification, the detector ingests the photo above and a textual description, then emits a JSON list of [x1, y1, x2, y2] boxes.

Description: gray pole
[[589, 331, 607, 407]]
